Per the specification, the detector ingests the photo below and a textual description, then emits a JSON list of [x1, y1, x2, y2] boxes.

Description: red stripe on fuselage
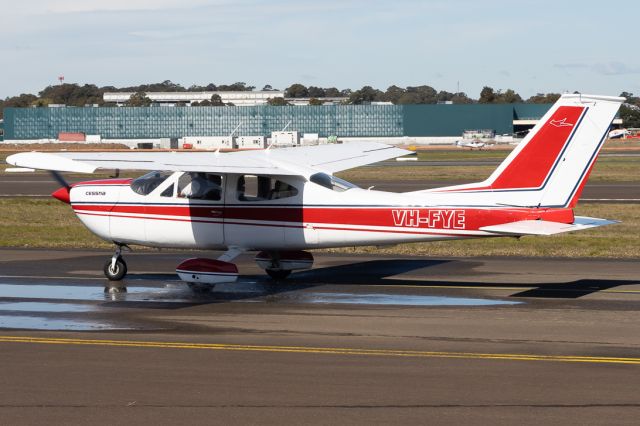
[[72, 204, 575, 231]]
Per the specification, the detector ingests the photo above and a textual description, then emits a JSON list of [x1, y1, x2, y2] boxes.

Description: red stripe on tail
[[491, 105, 585, 189]]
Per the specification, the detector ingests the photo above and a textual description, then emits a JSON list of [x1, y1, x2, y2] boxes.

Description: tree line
[[1, 80, 639, 127]]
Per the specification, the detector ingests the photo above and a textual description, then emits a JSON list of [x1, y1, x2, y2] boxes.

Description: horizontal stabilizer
[[479, 216, 617, 236]]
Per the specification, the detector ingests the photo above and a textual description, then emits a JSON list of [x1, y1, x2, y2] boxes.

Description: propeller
[[49, 170, 70, 190], [49, 170, 72, 204]]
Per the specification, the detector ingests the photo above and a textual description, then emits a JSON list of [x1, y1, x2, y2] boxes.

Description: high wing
[[6, 142, 411, 177]]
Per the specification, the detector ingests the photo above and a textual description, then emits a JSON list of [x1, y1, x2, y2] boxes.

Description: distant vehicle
[[455, 140, 486, 150], [6, 94, 624, 289]]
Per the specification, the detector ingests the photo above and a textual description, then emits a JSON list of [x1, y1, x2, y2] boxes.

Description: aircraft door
[[180, 172, 225, 248], [150, 172, 226, 249], [224, 174, 294, 248]]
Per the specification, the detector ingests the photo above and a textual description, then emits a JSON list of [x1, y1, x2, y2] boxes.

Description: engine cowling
[[176, 258, 238, 284]]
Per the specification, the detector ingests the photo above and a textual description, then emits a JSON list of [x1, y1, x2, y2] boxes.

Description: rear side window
[[131, 171, 173, 196], [237, 175, 298, 201]]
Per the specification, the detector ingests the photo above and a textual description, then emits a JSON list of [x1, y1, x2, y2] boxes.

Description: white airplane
[[455, 140, 486, 150], [7, 94, 623, 287], [608, 128, 629, 139]]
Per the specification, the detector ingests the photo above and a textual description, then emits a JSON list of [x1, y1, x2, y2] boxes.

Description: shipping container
[[182, 136, 234, 149], [236, 136, 267, 149], [271, 131, 300, 146], [58, 132, 86, 142]]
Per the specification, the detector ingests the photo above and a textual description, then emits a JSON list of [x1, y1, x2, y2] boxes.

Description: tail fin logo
[[549, 118, 574, 128]]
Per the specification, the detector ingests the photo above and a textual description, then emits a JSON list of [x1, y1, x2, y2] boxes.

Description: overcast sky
[[1, 0, 639, 99]]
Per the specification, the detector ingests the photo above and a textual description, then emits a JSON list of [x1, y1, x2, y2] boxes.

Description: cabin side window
[[177, 172, 223, 200], [130, 171, 173, 196], [237, 175, 299, 201]]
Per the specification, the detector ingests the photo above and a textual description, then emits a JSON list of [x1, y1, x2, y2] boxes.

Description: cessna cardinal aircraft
[[7, 94, 623, 286]]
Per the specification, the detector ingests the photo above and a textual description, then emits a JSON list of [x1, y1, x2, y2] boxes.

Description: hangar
[[2, 103, 555, 144]]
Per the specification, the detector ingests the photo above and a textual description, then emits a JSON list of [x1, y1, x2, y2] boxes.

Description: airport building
[[103, 91, 286, 106], [2, 103, 556, 146]]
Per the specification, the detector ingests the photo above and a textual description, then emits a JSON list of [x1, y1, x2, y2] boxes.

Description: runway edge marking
[[0, 336, 639, 365]]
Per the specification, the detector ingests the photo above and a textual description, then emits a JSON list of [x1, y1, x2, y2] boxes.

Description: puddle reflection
[[0, 283, 151, 301], [0, 302, 95, 313], [270, 292, 522, 306], [0, 315, 114, 331]]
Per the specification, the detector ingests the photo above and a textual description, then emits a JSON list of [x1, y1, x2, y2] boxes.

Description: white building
[[103, 91, 285, 106]]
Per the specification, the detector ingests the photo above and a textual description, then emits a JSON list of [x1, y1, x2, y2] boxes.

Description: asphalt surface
[[0, 249, 639, 425], [1, 173, 639, 202]]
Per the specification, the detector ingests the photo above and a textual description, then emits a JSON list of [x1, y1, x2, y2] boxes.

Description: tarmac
[[0, 249, 639, 425]]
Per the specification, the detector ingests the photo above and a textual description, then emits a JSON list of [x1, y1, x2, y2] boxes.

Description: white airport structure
[[103, 91, 285, 106]]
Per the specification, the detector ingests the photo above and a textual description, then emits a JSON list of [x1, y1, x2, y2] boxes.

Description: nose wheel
[[103, 244, 129, 281]]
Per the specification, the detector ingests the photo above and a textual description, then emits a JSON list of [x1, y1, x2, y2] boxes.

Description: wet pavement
[[0, 249, 639, 425]]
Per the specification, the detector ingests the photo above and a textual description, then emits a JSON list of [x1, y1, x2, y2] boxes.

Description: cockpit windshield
[[309, 172, 359, 192], [130, 171, 173, 196]]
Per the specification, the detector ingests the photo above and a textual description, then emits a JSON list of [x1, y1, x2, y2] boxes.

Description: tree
[[285, 83, 308, 98], [217, 82, 254, 91], [262, 84, 276, 91], [210, 94, 224, 106], [0, 93, 38, 118], [527, 93, 561, 104], [479, 86, 496, 103], [620, 92, 640, 107], [406, 85, 438, 103], [38, 83, 103, 106], [381, 85, 405, 104], [437, 90, 454, 103], [125, 91, 152, 107], [451, 92, 473, 104], [479, 87, 522, 103], [348, 86, 383, 104], [308, 98, 324, 105], [499, 89, 522, 103], [307, 86, 326, 98], [267, 97, 289, 106], [324, 87, 341, 97], [120, 80, 186, 93], [620, 105, 640, 128]]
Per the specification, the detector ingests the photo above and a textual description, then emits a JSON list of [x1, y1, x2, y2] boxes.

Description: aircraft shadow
[[107, 259, 639, 309], [288, 259, 639, 299]]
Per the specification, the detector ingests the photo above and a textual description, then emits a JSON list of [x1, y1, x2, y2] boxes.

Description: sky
[[1, 0, 639, 99]]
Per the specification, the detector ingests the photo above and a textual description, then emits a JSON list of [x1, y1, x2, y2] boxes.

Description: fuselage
[[67, 171, 574, 251]]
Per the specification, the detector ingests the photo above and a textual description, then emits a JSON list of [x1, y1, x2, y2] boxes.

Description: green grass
[[0, 198, 110, 249], [338, 156, 640, 183], [415, 150, 510, 161], [0, 198, 637, 258]]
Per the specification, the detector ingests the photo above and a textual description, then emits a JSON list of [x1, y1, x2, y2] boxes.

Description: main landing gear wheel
[[266, 269, 291, 280]]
